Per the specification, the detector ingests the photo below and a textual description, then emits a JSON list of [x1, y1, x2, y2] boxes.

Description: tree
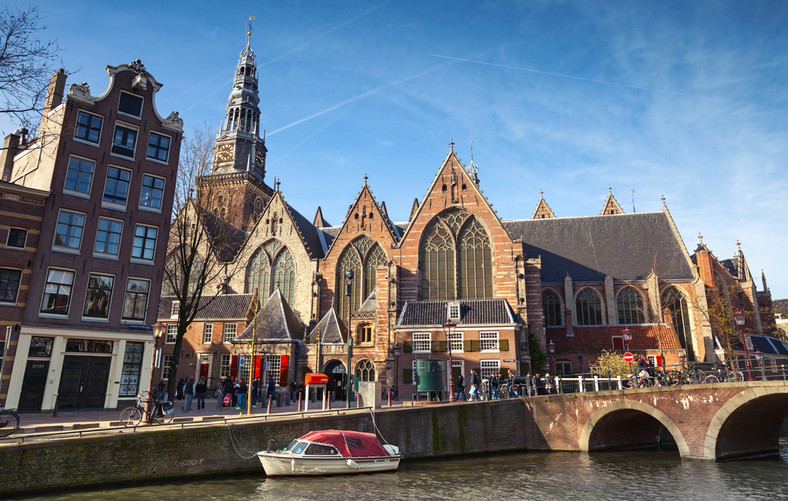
[[162, 127, 250, 399], [0, 5, 62, 132], [589, 350, 631, 378], [528, 334, 546, 372]]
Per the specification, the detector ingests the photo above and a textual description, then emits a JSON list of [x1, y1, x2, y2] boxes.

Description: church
[[155, 30, 778, 398]]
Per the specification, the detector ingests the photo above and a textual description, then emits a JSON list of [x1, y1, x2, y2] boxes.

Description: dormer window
[[170, 301, 180, 318], [448, 302, 460, 321]]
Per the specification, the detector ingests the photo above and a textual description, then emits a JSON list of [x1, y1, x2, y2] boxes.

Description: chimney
[[44, 69, 67, 114], [0, 132, 22, 182]]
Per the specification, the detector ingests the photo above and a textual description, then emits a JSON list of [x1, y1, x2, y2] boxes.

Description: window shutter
[[253, 355, 263, 379], [499, 339, 509, 351], [432, 340, 447, 352], [403, 368, 413, 384], [403, 340, 413, 353], [467, 340, 480, 352], [230, 355, 238, 378], [279, 355, 289, 386]]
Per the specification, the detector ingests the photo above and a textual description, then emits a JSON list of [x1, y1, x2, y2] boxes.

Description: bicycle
[[120, 392, 174, 426], [0, 408, 20, 437]]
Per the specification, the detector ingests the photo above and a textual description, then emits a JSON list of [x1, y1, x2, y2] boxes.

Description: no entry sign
[[623, 352, 634, 363]]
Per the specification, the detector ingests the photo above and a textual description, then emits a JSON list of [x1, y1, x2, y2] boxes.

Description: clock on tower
[[217, 143, 234, 162]]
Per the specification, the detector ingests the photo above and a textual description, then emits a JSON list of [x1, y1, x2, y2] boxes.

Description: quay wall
[[0, 400, 530, 497]]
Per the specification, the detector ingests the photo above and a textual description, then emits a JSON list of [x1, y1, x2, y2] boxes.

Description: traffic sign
[[623, 352, 634, 363]]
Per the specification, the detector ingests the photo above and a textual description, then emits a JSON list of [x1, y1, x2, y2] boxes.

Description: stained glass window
[[617, 287, 646, 324], [542, 289, 563, 327], [575, 288, 603, 325]]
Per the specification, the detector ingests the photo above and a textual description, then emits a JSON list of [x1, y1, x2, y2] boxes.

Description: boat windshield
[[283, 440, 306, 453]]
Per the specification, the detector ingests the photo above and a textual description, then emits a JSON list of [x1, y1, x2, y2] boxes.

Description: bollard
[[267, 397, 272, 415], [276, 391, 283, 407], [388, 388, 392, 407], [356, 393, 360, 408], [52, 396, 59, 418], [297, 391, 302, 412], [327, 395, 331, 410], [284, 393, 290, 406]]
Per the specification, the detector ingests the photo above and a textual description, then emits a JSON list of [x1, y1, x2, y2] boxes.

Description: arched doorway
[[324, 359, 347, 400]]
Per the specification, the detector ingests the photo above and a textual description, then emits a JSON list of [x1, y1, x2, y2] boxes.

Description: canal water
[[19, 439, 788, 501]]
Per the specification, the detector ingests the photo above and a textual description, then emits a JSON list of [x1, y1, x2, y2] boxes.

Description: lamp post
[[622, 327, 632, 375], [547, 339, 555, 373], [732, 308, 753, 381], [393, 343, 400, 400], [577, 352, 583, 375], [345, 269, 354, 409], [146, 322, 165, 420], [442, 320, 456, 402]]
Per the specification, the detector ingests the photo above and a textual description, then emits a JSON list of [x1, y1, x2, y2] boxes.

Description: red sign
[[623, 352, 634, 363], [305, 373, 329, 386]]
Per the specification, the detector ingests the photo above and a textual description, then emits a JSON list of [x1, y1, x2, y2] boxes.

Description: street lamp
[[622, 327, 632, 375], [393, 343, 400, 400], [345, 269, 354, 409], [442, 320, 456, 402], [146, 322, 165, 420], [732, 308, 753, 381], [548, 339, 555, 373]]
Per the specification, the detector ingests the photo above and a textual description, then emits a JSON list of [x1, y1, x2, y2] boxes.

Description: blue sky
[[3, 1, 787, 298]]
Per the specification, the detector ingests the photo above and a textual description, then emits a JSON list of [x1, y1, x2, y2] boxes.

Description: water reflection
[[20, 441, 788, 501]]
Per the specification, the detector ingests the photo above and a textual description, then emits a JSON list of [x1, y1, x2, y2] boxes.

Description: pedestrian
[[470, 370, 481, 401], [237, 378, 247, 410], [176, 377, 185, 400], [251, 378, 260, 408], [455, 373, 467, 401], [157, 379, 167, 401], [222, 376, 233, 409], [195, 377, 207, 410], [232, 377, 240, 408], [182, 376, 194, 411], [535, 373, 546, 395], [491, 373, 500, 399], [544, 373, 553, 394], [267, 375, 277, 404]]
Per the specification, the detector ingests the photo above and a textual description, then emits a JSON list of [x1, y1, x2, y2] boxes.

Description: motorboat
[[257, 429, 401, 476]]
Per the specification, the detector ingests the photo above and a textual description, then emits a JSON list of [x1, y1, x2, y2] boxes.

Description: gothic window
[[355, 359, 376, 382], [542, 289, 563, 327], [337, 243, 362, 322], [575, 288, 603, 325], [617, 287, 646, 324], [364, 244, 387, 300], [420, 209, 492, 300], [662, 287, 693, 359], [246, 240, 297, 305], [457, 218, 492, 299]]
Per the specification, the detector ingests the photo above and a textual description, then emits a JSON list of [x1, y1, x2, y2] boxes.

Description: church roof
[[282, 197, 326, 260], [313, 206, 330, 228], [234, 289, 304, 342], [504, 212, 695, 283], [397, 299, 516, 326], [157, 294, 253, 321], [307, 308, 346, 344], [202, 211, 247, 262], [547, 324, 682, 351], [358, 291, 377, 313]]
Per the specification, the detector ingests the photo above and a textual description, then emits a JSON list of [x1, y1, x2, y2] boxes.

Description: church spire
[[600, 186, 624, 215], [531, 190, 556, 219]]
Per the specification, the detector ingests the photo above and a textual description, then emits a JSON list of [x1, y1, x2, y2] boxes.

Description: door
[[200, 363, 209, 380], [18, 361, 49, 411], [58, 356, 111, 409]]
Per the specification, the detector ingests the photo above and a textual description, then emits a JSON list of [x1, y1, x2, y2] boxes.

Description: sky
[[3, 1, 787, 298]]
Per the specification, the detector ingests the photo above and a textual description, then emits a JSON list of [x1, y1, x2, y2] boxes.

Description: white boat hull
[[257, 452, 401, 476]]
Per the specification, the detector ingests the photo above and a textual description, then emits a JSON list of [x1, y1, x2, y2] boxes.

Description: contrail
[[428, 53, 696, 98]]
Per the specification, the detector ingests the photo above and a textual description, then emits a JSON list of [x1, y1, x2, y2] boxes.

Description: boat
[[257, 429, 401, 476]]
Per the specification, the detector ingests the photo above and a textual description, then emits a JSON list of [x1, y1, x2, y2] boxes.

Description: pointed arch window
[[246, 240, 297, 305], [419, 209, 492, 300], [575, 288, 603, 325], [337, 236, 388, 320], [617, 287, 646, 324], [661, 287, 693, 360], [355, 359, 376, 382], [542, 289, 563, 327]]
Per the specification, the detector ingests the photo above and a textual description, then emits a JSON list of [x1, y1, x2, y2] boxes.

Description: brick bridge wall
[[1, 382, 787, 496]]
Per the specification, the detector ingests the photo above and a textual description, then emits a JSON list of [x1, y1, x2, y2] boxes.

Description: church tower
[[198, 17, 272, 231]]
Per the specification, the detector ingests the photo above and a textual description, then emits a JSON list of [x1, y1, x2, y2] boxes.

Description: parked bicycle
[[120, 391, 174, 426], [0, 408, 20, 437], [701, 366, 745, 384]]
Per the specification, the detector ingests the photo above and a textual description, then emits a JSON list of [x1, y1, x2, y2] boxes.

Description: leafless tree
[[0, 5, 62, 133], [161, 127, 250, 398]]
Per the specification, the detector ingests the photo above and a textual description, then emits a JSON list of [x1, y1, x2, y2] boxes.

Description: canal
[[17, 439, 788, 500]]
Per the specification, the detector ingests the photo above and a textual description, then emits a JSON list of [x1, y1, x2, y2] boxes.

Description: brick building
[[1, 61, 182, 411], [159, 32, 776, 399]]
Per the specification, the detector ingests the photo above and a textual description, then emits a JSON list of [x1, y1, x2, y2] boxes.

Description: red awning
[[299, 430, 389, 458]]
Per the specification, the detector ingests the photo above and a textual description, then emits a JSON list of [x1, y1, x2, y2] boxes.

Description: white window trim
[[63, 154, 95, 199], [39, 267, 76, 317], [412, 332, 431, 353], [117, 90, 144, 120], [73, 109, 103, 146], [479, 331, 500, 353], [447, 302, 461, 321], [203, 324, 213, 344], [0, 267, 23, 304], [223, 323, 237, 343], [101, 165, 132, 211], [110, 122, 139, 161], [138, 173, 166, 213], [611, 335, 624, 351], [162, 354, 173, 379], [220, 354, 231, 378], [52, 209, 86, 254], [449, 331, 464, 353], [165, 325, 177, 344], [81, 272, 115, 321], [146, 131, 172, 165], [170, 301, 179, 318], [121, 277, 150, 324], [479, 359, 500, 380], [5, 227, 27, 250], [130, 223, 158, 264], [93, 216, 124, 259]]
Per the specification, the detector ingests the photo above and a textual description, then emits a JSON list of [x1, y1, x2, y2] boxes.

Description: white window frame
[[117, 91, 143, 119], [73, 110, 103, 145], [265, 355, 281, 385], [82, 272, 114, 320], [53, 209, 86, 253], [102, 165, 132, 210], [63, 155, 95, 198], [146, 131, 171, 164], [121, 277, 150, 323], [0, 267, 23, 304], [165, 325, 177, 344], [131, 224, 158, 263], [611, 335, 624, 351], [480, 359, 500, 380], [139, 174, 165, 212], [220, 354, 231, 378], [448, 302, 461, 321], [203, 324, 213, 344], [452, 359, 464, 377], [412, 360, 417, 386], [449, 331, 464, 353], [93, 217, 123, 258], [412, 332, 431, 353], [223, 323, 237, 343], [5, 227, 27, 250], [162, 354, 173, 380], [39, 267, 75, 317], [170, 301, 179, 318], [479, 331, 500, 353], [111, 122, 139, 159]]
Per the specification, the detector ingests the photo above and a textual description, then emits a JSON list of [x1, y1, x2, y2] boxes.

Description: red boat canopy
[[299, 430, 389, 458]]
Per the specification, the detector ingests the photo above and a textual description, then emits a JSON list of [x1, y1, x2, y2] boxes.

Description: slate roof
[[307, 308, 347, 344], [234, 289, 304, 342], [750, 335, 788, 356], [504, 212, 695, 283], [281, 198, 326, 260], [547, 324, 682, 352], [158, 294, 253, 321], [397, 299, 516, 326], [358, 291, 377, 313], [202, 211, 247, 262]]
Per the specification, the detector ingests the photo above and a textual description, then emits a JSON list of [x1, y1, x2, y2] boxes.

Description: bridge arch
[[579, 399, 690, 457], [703, 386, 788, 461]]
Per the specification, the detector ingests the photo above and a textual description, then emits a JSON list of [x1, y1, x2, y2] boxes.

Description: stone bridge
[[520, 380, 788, 460]]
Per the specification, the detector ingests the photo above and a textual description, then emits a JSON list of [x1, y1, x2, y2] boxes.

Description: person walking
[[237, 378, 248, 410], [267, 375, 277, 405], [176, 377, 185, 400], [222, 376, 233, 409], [470, 370, 481, 401], [195, 377, 207, 410], [491, 373, 500, 399], [455, 373, 467, 401], [182, 377, 194, 411], [251, 378, 260, 408]]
